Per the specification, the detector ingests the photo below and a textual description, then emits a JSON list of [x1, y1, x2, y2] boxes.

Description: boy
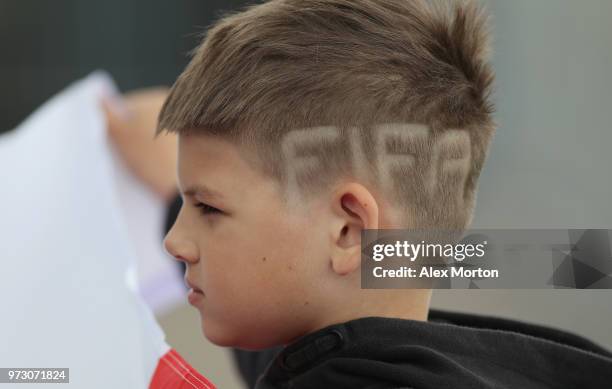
[[155, 0, 612, 387]]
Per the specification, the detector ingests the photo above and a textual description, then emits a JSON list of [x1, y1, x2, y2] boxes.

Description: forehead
[[177, 134, 259, 198]]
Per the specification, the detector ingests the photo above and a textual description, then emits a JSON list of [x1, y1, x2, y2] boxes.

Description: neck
[[304, 288, 432, 338]]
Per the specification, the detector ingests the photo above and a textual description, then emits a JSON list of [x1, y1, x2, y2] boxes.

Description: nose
[[163, 231, 199, 264]]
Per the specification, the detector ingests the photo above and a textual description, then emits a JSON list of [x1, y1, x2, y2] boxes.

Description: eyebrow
[[181, 184, 225, 200]]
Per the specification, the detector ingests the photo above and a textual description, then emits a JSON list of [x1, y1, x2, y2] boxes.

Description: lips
[[185, 277, 204, 294]]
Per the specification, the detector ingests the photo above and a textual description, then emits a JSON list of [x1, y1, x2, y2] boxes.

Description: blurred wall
[[0, 0, 250, 133], [432, 0, 612, 350]]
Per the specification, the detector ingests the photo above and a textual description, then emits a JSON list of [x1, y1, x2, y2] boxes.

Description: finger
[[100, 97, 132, 138]]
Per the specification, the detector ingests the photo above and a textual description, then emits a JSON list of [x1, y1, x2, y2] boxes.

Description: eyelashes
[[194, 202, 222, 216]]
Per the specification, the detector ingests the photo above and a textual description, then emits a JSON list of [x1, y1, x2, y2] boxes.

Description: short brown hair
[[158, 0, 496, 230]]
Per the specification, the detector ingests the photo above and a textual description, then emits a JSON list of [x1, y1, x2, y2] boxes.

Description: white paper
[[0, 72, 184, 388]]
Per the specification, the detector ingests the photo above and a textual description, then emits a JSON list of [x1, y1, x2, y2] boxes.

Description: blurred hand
[[102, 87, 178, 202]]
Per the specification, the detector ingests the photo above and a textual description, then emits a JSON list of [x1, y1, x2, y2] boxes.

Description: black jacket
[[165, 194, 612, 389], [233, 310, 612, 389]]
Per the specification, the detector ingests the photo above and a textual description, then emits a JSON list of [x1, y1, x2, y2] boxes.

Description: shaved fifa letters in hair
[[157, 0, 496, 231]]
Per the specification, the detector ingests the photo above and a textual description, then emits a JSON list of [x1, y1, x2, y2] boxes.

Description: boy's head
[[160, 0, 495, 349]]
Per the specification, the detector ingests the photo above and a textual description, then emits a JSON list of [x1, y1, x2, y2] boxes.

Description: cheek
[[195, 222, 327, 347], [198, 236, 275, 296], [199, 208, 325, 295], [201, 226, 309, 303]]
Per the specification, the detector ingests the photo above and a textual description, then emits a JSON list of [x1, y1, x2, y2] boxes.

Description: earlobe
[[331, 223, 361, 275], [330, 245, 361, 276]]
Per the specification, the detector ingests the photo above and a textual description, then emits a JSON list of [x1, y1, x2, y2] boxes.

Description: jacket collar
[[255, 316, 398, 388]]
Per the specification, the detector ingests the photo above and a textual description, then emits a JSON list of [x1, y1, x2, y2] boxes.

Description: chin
[[201, 320, 282, 350], [200, 320, 242, 347]]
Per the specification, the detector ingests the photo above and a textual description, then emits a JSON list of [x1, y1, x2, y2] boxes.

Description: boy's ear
[[329, 183, 379, 276]]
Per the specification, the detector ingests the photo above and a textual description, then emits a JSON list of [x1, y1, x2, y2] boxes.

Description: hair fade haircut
[[157, 0, 496, 231]]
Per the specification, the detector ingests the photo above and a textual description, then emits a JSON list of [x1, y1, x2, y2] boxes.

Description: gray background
[[433, 0, 612, 358]]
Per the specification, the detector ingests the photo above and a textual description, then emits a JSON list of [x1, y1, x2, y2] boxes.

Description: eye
[[194, 202, 222, 216]]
